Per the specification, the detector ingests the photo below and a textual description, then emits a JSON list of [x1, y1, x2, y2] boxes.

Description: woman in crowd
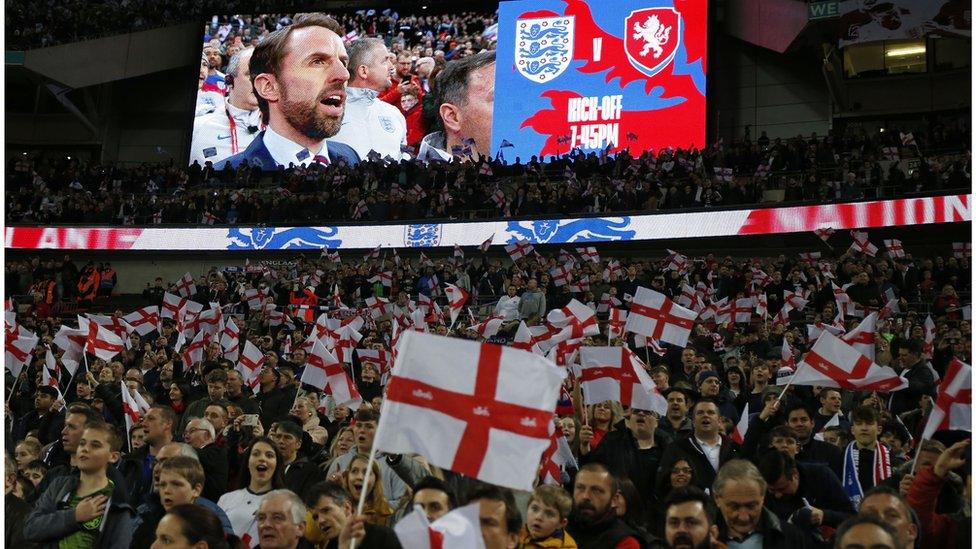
[[217, 437, 285, 537], [151, 504, 241, 549], [344, 453, 395, 527]]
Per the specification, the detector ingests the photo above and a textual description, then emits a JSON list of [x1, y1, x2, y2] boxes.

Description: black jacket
[[716, 506, 809, 549], [12, 409, 64, 446], [568, 510, 648, 549], [656, 434, 739, 493], [582, 422, 670, 506], [764, 462, 856, 529], [118, 445, 154, 504], [5, 493, 37, 548], [888, 361, 936, 416], [282, 455, 322, 500], [740, 412, 844, 480], [322, 523, 402, 548], [197, 443, 229, 502], [256, 384, 298, 429]]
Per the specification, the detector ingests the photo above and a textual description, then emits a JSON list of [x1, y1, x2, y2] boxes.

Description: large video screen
[[189, 1, 707, 168]]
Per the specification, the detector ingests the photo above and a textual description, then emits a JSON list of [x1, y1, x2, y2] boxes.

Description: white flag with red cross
[[576, 247, 600, 264], [547, 299, 599, 341], [444, 284, 470, 325], [180, 330, 209, 367], [375, 331, 566, 492], [366, 296, 393, 320], [237, 340, 266, 394], [78, 317, 125, 361], [884, 239, 905, 258], [579, 346, 667, 415], [624, 287, 697, 348], [394, 503, 485, 549], [920, 358, 971, 440], [841, 312, 877, 360], [782, 331, 907, 391], [466, 313, 505, 340], [243, 288, 269, 310], [731, 402, 750, 444], [849, 230, 879, 257], [479, 234, 494, 253], [121, 379, 143, 435], [815, 227, 835, 241], [220, 317, 241, 362], [730, 297, 754, 324], [539, 422, 578, 486], [357, 347, 393, 382], [6, 326, 38, 379], [504, 239, 534, 261], [161, 291, 189, 320], [607, 308, 628, 341], [176, 272, 197, 297], [123, 306, 160, 336], [511, 321, 544, 355], [303, 339, 362, 409], [952, 242, 971, 258], [923, 315, 936, 356]]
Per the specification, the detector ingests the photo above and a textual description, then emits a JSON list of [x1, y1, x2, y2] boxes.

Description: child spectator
[[518, 484, 577, 548]]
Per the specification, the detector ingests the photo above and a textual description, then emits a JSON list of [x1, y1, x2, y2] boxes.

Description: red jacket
[[906, 466, 964, 546], [401, 102, 427, 150]]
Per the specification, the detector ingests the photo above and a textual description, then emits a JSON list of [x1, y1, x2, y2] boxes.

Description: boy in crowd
[[24, 423, 135, 547], [842, 406, 897, 507], [518, 484, 577, 548]]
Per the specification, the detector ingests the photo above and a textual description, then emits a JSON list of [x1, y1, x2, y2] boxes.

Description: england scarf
[[842, 441, 891, 506]]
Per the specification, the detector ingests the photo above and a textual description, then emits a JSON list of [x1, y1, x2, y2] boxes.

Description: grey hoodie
[[24, 475, 135, 549]]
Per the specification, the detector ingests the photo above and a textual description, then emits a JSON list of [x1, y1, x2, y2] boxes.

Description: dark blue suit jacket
[[214, 130, 360, 170]]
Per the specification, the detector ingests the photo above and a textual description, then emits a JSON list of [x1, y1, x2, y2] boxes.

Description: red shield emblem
[[624, 7, 682, 78]]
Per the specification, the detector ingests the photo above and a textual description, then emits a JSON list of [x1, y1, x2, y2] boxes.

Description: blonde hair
[[348, 453, 394, 526], [159, 456, 205, 489]]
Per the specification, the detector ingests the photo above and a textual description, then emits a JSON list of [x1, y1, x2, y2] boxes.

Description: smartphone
[[242, 414, 260, 427]]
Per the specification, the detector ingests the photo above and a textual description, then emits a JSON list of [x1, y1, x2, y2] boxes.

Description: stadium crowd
[[6, 122, 971, 226], [4, 231, 972, 548]]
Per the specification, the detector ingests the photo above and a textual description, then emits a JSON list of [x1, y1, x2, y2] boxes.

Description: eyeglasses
[[672, 467, 693, 474]]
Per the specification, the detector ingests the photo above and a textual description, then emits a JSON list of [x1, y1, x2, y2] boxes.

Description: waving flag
[[237, 341, 266, 393], [444, 284, 470, 325], [504, 238, 534, 261], [731, 402, 751, 444], [78, 317, 125, 361], [539, 422, 578, 486], [303, 339, 362, 409], [375, 331, 566, 491], [579, 346, 667, 414], [841, 313, 877, 360], [123, 306, 160, 336], [625, 287, 697, 347], [576, 246, 600, 263], [5, 326, 38, 379], [394, 503, 485, 549], [920, 358, 971, 440], [479, 234, 494, 253], [176, 272, 197, 297], [783, 331, 906, 392]]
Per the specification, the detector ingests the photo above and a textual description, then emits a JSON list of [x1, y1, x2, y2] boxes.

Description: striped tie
[[313, 154, 330, 166]]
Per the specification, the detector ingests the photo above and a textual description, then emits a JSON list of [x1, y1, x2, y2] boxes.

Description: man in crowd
[[271, 419, 319, 500], [120, 405, 175, 503], [190, 46, 263, 166], [566, 462, 644, 548], [254, 489, 310, 549], [216, 14, 359, 169], [662, 487, 722, 549], [466, 484, 522, 549], [858, 486, 919, 549], [658, 399, 739, 492], [304, 481, 400, 548], [712, 459, 807, 548], [331, 38, 409, 161], [183, 417, 228, 501], [418, 51, 495, 162], [411, 475, 456, 522], [12, 386, 63, 445]]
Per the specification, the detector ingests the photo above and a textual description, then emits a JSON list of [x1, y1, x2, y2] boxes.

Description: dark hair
[[240, 437, 286, 490], [303, 480, 349, 508], [615, 477, 648, 532], [892, 337, 922, 357], [204, 369, 228, 384], [65, 403, 100, 426], [166, 504, 242, 549], [833, 514, 898, 549], [24, 459, 48, 472], [691, 397, 720, 415], [577, 461, 620, 496], [663, 486, 716, 526], [851, 405, 880, 425], [757, 450, 798, 485], [413, 475, 457, 510], [249, 13, 345, 124], [819, 387, 842, 401], [434, 51, 496, 128], [862, 483, 921, 535], [272, 419, 304, 442], [464, 482, 521, 535], [151, 405, 177, 427], [787, 403, 816, 422], [768, 425, 798, 441], [354, 407, 379, 423]]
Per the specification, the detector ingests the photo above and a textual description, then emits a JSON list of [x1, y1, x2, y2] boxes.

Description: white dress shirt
[[262, 124, 330, 168]]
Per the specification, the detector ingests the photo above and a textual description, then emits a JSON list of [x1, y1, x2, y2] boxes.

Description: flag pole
[[6, 373, 22, 405], [909, 437, 926, 474], [350, 407, 386, 549], [775, 360, 804, 404]]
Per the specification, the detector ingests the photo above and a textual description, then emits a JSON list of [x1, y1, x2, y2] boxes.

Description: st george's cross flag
[[375, 331, 566, 491], [394, 503, 485, 549], [302, 339, 362, 409], [122, 306, 160, 336], [920, 358, 971, 440], [579, 346, 667, 415], [624, 287, 697, 347], [781, 331, 907, 392]]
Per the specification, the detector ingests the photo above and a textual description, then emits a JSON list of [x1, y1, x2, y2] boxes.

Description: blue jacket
[[214, 131, 360, 170]]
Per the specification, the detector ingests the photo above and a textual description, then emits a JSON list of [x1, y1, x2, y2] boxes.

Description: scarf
[[842, 441, 891, 506]]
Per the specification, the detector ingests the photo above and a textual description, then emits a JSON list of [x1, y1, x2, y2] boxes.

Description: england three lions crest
[[515, 16, 574, 84], [624, 7, 681, 78]]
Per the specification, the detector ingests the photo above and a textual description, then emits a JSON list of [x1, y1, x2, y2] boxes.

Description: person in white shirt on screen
[[330, 37, 409, 161], [195, 54, 226, 117], [215, 13, 359, 169], [189, 47, 263, 166]]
